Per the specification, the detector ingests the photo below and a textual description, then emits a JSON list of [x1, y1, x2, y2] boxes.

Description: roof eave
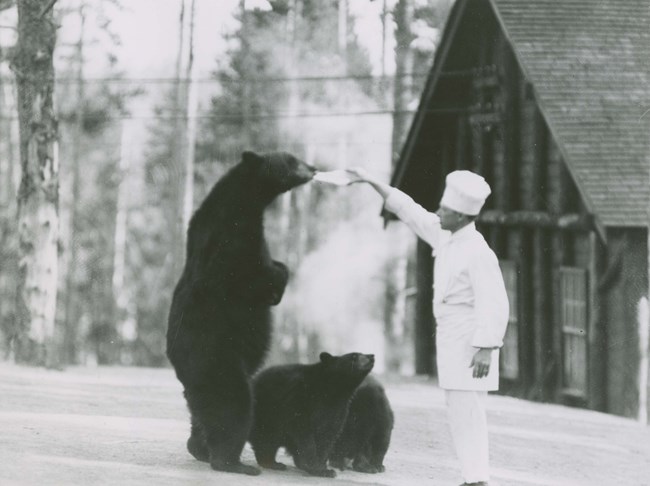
[[390, 0, 469, 189]]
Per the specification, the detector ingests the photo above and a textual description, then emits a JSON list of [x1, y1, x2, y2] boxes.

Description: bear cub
[[329, 375, 394, 473], [166, 151, 315, 476], [250, 352, 375, 478]]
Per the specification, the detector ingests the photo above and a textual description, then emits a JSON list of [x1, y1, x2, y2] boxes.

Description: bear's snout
[[297, 162, 317, 180], [360, 354, 375, 372]]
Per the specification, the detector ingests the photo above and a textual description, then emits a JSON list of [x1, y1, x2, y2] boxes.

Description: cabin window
[[499, 260, 519, 380], [559, 267, 589, 397]]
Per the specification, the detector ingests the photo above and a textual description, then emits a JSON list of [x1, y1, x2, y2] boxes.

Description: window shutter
[[559, 267, 589, 397]]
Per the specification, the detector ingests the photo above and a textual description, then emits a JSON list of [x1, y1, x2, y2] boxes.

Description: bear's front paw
[[307, 468, 336, 478], [352, 455, 384, 473], [353, 463, 381, 474], [210, 459, 261, 476], [259, 460, 287, 471], [271, 261, 289, 286], [262, 261, 289, 305]]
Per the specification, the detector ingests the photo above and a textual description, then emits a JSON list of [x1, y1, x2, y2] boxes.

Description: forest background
[[0, 0, 452, 373]]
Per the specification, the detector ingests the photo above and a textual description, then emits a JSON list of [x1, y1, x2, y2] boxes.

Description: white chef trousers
[[445, 390, 490, 483]]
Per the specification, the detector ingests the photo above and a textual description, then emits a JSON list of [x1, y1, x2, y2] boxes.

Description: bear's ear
[[242, 150, 264, 166], [319, 352, 333, 363]]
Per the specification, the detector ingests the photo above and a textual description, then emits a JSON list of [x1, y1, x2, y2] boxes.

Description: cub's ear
[[242, 151, 264, 165], [319, 352, 333, 363]]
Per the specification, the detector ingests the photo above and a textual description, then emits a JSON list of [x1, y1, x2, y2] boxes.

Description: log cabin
[[391, 0, 650, 420]]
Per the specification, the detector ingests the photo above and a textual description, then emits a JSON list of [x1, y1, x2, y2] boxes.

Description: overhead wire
[[0, 68, 475, 84]]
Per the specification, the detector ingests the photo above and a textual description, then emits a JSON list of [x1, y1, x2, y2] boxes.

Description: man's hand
[[470, 348, 493, 378], [345, 167, 392, 199]]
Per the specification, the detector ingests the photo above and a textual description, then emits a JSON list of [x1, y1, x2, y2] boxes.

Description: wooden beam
[[503, 39, 519, 212], [511, 229, 535, 391], [455, 115, 467, 170], [550, 230, 566, 401], [414, 239, 435, 375], [587, 231, 607, 412], [479, 210, 592, 230], [468, 111, 502, 127], [532, 229, 552, 399], [471, 65, 499, 89]]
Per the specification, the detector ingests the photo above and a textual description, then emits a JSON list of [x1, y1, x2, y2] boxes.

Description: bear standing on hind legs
[[166, 151, 315, 476]]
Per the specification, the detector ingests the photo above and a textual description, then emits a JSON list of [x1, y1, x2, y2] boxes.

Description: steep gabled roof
[[395, 0, 650, 228]]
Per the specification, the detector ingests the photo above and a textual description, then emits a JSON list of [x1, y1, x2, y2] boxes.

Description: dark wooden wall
[[450, 12, 595, 404]]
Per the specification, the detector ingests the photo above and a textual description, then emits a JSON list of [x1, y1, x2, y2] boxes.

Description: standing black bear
[[249, 352, 375, 478], [329, 375, 394, 473], [166, 151, 315, 475]]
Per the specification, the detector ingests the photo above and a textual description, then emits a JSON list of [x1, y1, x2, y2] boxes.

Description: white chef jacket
[[385, 188, 509, 390]]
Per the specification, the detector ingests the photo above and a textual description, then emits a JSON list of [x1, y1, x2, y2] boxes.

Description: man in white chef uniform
[[347, 168, 509, 486]]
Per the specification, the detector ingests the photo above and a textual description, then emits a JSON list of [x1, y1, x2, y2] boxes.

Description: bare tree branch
[[39, 0, 57, 18]]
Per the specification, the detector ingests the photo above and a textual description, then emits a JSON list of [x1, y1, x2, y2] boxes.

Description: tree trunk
[[383, 223, 413, 373], [166, 0, 199, 280], [168, 0, 187, 284], [391, 0, 414, 161], [240, 0, 252, 148], [338, 0, 347, 56], [11, 0, 59, 366], [0, 49, 19, 357], [62, 3, 85, 365], [380, 0, 388, 77], [0, 51, 9, 203], [112, 121, 135, 360], [384, 0, 415, 373], [181, 0, 197, 233]]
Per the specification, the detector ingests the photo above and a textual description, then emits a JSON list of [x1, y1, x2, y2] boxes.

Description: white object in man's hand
[[313, 169, 359, 186], [345, 167, 371, 182]]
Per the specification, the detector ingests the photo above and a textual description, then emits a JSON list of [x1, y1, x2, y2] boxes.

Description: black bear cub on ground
[[166, 151, 315, 476], [329, 375, 395, 473], [250, 352, 375, 478]]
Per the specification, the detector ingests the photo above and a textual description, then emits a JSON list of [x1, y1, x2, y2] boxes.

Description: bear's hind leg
[[352, 453, 380, 474], [292, 436, 336, 478], [368, 428, 391, 473], [186, 421, 209, 462], [254, 445, 287, 470], [185, 374, 260, 476]]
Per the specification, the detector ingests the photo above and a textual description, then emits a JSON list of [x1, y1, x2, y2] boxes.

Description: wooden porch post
[[414, 239, 434, 375]]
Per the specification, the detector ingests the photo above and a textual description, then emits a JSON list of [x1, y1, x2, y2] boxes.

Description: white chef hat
[[439, 170, 491, 216]]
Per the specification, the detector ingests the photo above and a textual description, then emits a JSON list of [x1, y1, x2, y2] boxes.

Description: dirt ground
[[0, 363, 649, 486]]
